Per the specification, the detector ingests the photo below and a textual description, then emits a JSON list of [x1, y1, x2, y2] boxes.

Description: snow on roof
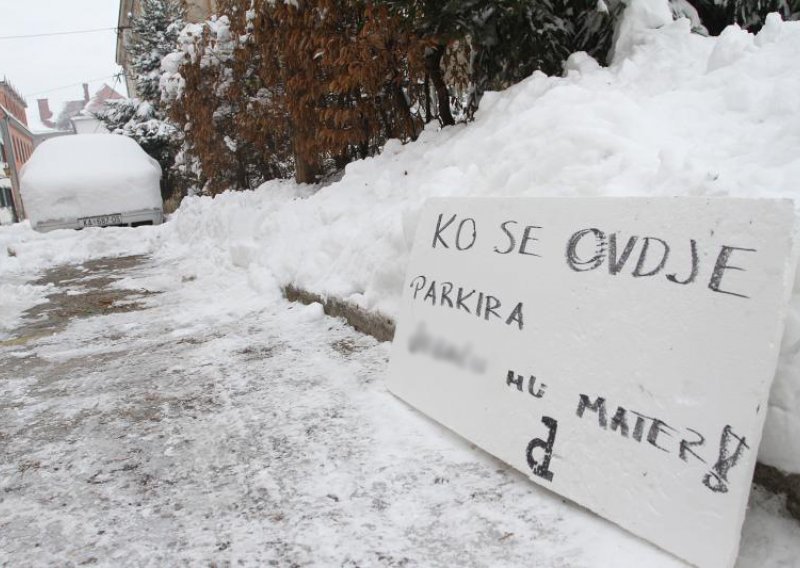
[[25, 103, 58, 135], [83, 84, 125, 116], [20, 134, 162, 225]]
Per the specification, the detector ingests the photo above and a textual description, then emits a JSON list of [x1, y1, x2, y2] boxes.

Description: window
[[0, 187, 11, 209]]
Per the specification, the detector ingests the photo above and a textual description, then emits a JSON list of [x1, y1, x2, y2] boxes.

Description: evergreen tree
[[127, 0, 186, 103], [98, 0, 186, 200], [95, 98, 179, 179]]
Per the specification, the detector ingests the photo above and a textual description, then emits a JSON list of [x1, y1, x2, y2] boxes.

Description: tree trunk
[[390, 82, 418, 141], [292, 124, 319, 183], [294, 154, 319, 184], [423, 74, 432, 123], [236, 153, 248, 189], [292, 129, 319, 184], [425, 45, 454, 127]]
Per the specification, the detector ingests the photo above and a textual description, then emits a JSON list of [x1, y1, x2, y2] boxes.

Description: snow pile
[[19, 134, 162, 227], [150, 12, 800, 473]]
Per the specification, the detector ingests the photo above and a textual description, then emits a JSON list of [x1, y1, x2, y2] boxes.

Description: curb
[[753, 463, 800, 520], [283, 284, 395, 343]]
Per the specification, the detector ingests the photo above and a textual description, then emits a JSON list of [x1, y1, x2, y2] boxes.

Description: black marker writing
[[431, 213, 477, 251], [526, 416, 558, 482], [703, 425, 749, 494], [506, 370, 547, 399]]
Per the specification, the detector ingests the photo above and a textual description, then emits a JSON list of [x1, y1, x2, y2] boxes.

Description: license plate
[[79, 214, 123, 228]]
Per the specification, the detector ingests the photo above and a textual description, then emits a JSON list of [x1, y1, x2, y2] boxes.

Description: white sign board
[[387, 197, 796, 568]]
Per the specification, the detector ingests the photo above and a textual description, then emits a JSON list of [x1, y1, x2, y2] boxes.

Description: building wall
[[186, 0, 217, 23], [8, 123, 34, 166], [116, 0, 139, 97], [72, 116, 110, 135], [0, 82, 35, 221], [0, 115, 32, 221], [0, 90, 28, 128]]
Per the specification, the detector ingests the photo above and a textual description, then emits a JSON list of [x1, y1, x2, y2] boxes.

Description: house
[[71, 84, 125, 134], [37, 83, 90, 132], [116, 0, 217, 97], [0, 79, 35, 222], [36, 83, 125, 137]]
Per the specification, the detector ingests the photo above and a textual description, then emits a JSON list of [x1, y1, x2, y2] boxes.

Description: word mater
[[576, 394, 749, 493], [409, 275, 525, 330], [503, 371, 751, 494]]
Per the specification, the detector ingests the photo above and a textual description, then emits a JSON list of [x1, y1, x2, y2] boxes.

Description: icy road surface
[[1, 254, 798, 567]]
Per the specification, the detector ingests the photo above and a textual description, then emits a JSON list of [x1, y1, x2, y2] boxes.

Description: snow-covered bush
[[381, 0, 625, 118], [159, 12, 278, 193], [161, 1, 433, 189], [685, 0, 800, 35], [159, 0, 624, 190]]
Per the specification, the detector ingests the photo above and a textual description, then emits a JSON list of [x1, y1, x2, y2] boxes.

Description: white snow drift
[[2, 5, 800, 476], [20, 134, 162, 230]]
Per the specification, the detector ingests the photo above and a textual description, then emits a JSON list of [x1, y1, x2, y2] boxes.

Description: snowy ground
[[1, 248, 798, 567], [2, 8, 800, 565]]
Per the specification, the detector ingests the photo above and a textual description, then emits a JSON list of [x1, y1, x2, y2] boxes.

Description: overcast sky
[[0, 0, 125, 131]]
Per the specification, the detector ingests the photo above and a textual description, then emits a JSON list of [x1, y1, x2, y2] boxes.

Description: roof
[[25, 111, 57, 135], [83, 84, 125, 115]]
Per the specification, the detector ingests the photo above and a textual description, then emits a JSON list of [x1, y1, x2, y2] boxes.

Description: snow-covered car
[[20, 134, 163, 232]]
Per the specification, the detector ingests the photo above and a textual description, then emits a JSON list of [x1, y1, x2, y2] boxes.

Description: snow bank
[[152, 11, 800, 474], [20, 134, 162, 227]]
